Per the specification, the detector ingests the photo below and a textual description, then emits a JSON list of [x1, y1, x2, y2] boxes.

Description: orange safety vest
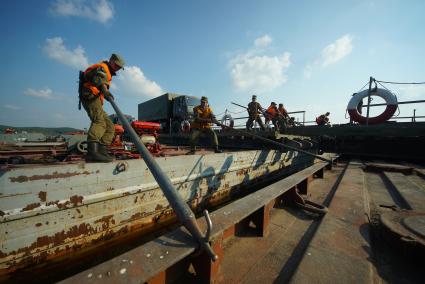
[[278, 107, 288, 117], [192, 105, 213, 130], [266, 106, 277, 118], [316, 115, 328, 124], [83, 62, 112, 104]]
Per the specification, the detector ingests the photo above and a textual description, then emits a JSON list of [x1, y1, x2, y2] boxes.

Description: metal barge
[[0, 140, 327, 281]]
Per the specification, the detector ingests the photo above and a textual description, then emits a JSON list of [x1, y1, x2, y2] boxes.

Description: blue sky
[[1, 0, 424, 128]]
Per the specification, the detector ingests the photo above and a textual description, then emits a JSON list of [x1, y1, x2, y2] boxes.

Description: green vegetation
[[0, 125, 84, 136]]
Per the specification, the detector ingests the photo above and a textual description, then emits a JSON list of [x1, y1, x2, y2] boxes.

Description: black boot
[[214, 146, 223, 153], [86, 142, 113, 163], [98, 144, 114, 160]]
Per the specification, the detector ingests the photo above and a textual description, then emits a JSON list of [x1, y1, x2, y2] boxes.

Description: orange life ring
[[347, 88, 398, 124]]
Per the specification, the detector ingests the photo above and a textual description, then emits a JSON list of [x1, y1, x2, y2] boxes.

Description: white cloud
[[115, 66, 163, 99], [229, 35, 291, 93], [4, 104, 22, 110], [50, 0, 114, 24], [43, 37, 89, 69], [254, 35, 272, 49], [24, 88, 55, 99], [322, 34, 353, 67], [304, 34, 353, 79], [397, 85, 425, 99]]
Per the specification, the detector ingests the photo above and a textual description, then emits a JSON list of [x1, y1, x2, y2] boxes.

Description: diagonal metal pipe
[[107, 97, 218, 261], [216, 121, 332, 163]]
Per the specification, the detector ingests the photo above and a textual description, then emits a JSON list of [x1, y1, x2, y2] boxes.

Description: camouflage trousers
[[246, 116, 265, 130], [189, 128, 219, 148], [82, 97, 114, 145]]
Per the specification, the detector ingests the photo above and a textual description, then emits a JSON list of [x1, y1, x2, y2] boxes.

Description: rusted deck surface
[[179, 160, 424, 283], [212, 163, 365, 283], [9, 158, 424, 283]]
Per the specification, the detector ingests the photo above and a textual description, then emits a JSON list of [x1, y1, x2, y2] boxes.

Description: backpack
[[78, 71, 84, 110]]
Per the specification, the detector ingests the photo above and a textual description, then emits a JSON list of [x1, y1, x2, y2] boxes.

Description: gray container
[[138, 93, 179, 122]]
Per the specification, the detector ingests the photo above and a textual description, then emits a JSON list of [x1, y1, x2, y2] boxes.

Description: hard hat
[[110, 53, 125, 69]]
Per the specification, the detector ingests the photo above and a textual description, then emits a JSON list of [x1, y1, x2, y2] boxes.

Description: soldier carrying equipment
[[316, 112, 330, 126], [187, 96, 223, 154], [78, 53, 125, 162], [246, 95, 266, 130]]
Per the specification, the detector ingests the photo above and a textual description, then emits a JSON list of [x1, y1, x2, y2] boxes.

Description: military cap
[[279, 103, 283, 107], [201, 96, 208, 102], [252, 95, 257, 99], [271, 102, 277, 105], [110, 53, 125, 69]]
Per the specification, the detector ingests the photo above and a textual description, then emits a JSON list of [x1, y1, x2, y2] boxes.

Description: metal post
[[413, 109, 416, 122], [107, 98, 217, 261], [303, 111, 305, 126], [365, 76, 374, 126]]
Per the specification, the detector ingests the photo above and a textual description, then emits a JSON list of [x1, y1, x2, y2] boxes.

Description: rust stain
[[38, 191, 47, 202], [21, 203, 41, 212], [69, 195, 84, 206], [0, 211, 5, 216], [0, 222, 99, 260], [130, 212, 144, 221], [46, 200, 59, 207], [35, 223, 42, 227], [155, 204, 164, 211], [94, 215, 115, 230], [9, 171, 92, 183], [57, 201, 70, 209], [134, 196, 138, 203]]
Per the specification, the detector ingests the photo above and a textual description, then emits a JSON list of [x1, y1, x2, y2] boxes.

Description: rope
[[227, 109, 246, 115], [375, 81, 394, 93], [357, 81, 370, 93], [375, 80, 425, 85]]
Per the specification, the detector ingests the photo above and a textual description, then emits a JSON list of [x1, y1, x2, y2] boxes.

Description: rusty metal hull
[[0, 149, 316, 276]]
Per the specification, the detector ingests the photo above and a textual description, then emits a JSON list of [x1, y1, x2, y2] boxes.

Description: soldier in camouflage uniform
[[246, 95, 265, 130], [187, 96, 222, 154], [80, 53, 125, 162]]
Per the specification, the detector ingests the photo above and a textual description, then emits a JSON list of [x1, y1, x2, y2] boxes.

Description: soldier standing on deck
[[187, 96, 223, 154], [265, 102, 279, 129], [278, 103, 289, 119], [79, 53, 125, 162], [316, 112, 331, 126], [246, 95, 265, 130]]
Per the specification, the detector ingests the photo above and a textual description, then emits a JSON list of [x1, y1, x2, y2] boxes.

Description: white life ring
[[221, 114, 234, 129], [347, 88, 398, 124], [180, 120, 191, 133]]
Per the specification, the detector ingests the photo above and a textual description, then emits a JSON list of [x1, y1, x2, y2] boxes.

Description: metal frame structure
[[61, 158, 336, 284]]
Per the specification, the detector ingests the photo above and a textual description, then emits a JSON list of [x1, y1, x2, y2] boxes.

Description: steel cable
[[375, 80, 425, 85]]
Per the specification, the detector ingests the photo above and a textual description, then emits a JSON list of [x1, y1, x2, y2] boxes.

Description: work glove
[[104, 91, 114, 102], [100, 84, 114, 101]]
